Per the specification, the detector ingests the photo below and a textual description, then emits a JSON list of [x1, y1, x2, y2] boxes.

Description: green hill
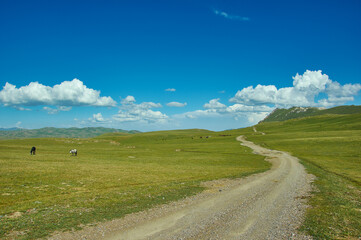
[[0, 127, 140, 139], [261, 105, 361, 122]]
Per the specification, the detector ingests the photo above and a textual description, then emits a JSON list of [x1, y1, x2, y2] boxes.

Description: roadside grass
[[0, 129, 269, 239], [231, 114, 361, 239]]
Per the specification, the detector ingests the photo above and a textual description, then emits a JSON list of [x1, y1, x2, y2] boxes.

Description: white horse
[[69, 149, 77, 156]]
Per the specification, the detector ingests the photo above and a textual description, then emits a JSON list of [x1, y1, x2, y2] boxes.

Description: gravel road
[[49, 136, 314, 240]]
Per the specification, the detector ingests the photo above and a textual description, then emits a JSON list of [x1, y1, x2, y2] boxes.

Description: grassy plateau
[[1, 111, 360, 239], [0, 129, 269, 239], [235, 113, 361, 239]]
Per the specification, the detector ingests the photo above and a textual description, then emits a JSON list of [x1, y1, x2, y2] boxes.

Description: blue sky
[[1, 0, 361, 131]]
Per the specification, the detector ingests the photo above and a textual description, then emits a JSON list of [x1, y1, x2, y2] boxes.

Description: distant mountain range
[[0, 127, 140, 139], [0, 127, 21, 131], [2, 105, 360, 139], [261, 105, 361, 123]]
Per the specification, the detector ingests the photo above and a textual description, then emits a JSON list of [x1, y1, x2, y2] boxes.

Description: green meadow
[[1, 113, 360, 240], [234, 113, 361, 239], [0, 129, 269, 239]]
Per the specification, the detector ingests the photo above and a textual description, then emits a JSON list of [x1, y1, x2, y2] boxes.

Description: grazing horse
[[30, 146, 36, 155], [69, 149, 77, 156]]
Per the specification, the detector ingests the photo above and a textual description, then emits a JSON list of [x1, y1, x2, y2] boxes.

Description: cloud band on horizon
[[176, 70, 361, 125], [1, 70, 360, 130]]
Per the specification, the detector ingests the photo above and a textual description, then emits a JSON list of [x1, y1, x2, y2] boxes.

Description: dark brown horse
[[30, 146, 36, 155]]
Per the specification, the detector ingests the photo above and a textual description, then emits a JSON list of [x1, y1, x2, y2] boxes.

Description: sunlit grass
[[230, 114, 361, 239], [0, 129, 269, 239]]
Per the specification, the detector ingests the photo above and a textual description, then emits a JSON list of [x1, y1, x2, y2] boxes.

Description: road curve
[[49, 136, 313, 240]]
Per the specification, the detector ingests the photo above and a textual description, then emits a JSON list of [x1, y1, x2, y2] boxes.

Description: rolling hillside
[[233, 111, 361, 239], [0, 127, 139, 139], [261, 105, 361, 122]]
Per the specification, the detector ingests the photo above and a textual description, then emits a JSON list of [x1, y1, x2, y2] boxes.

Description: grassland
[[2, 111, 360, 239], [229, 113, 361, 239], [0, 129, 269, 239]]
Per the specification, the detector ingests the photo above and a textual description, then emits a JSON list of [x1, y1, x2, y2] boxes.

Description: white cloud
[[230, 85, 277, 105], [0, 79, 117, 107], [165, 88, 176, 92], [230, 70, 361, 108], [43, 106, 72, 114], [214, 9, 250, 21], [114, 110, 168, 123], [174, 70, 360, 128], [113, 96, 168, 124], [175, 98, 273, 125], [173, 109, 222, 120], [92, 113, 105, 122], [247, 112, 270, 125], [59, 106, 72, 111], [74, 113, 111, 126], [185, 114, 196, 119], [203, 98, 227, 109], [139, 102, 162, 109], [226, 104, 274, 113], [225, 104, 274, 124], [15, 121, 22, 128], [323, 81, 361, 106], [122, 95, 136, 104], [167, 102, 187, 107], [173, 99, 227, 119], [15, 106, 31, 111], [293, 70, 330, 91]]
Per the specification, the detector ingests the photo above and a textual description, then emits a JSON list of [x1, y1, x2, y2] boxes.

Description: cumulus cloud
[[165, 88, 176, 92], [230, 85, 278, 105], [174, 70, 360, 128], [167, 102, 187, 107], [91, 113, 106, 122], [0, 79, 117, 108], [203, 98, 227, 109], [122, 95, 136, 104], [230, 70, 361, 108], [323, 81, 361, 106], [214, 9, 250, 21], [113, 96, 168, 124], [176, 98, 273, 124]]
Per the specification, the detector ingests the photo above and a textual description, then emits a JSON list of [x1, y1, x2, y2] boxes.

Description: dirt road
[[49, 136, 313, 240]]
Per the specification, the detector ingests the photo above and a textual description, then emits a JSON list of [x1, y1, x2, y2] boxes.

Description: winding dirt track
[[49, 136, 313, 240]]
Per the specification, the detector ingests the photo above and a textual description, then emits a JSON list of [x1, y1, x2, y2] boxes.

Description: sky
[[1, 0, 361, 132]]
